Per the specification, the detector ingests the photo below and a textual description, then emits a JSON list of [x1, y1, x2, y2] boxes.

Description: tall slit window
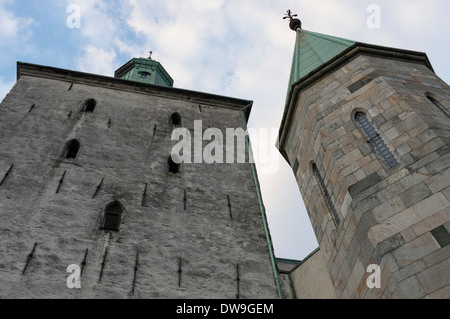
[[82, 99, 97, 113], [355, 112, 399, 169], [101, 201, 123, 231], [62, 139, 80, 159], [426, 94, 450, 119], [312, 163, 340, 226], [168, 156, 180, 174], [170, 113, 182, 126]]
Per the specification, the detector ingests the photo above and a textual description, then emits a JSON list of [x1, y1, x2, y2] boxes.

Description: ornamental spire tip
[[283, 10, 302, 31]]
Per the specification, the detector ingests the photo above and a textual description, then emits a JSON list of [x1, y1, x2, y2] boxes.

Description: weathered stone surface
[[279, 46, 450, 299], [410, 138, 445, 160], [368, 192, 450, 246], [392, 233, 440, 268], [423, 285, 450, 299], [343, 259, 365, 298], [392, 276, 426, 299], [412, 206, 450, 238], [426, 167, 450, 193], [417, 259, 450, 295], [373, 233, 405, 265], [373, 196, 406, 223], [398, 182, 432, 209], [288, 250, 337, 299], [0, 64, 279, 299], [348, 173, 382, 197]]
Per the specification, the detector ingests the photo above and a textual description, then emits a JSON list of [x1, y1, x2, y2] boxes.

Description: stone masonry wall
[[285, 54, 450, 298], [0, 70, 279, 299]]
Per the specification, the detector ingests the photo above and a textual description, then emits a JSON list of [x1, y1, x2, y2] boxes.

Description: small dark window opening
[[426, 94, 450, 119], [140, 71, 151, 78], [62, 140, 80, 159], [312, 163, 340, 226], [82, 99, 97, 113], [170, 113, 182, 126], [168, 156, 180, 174], [101, 201, 123, 231]]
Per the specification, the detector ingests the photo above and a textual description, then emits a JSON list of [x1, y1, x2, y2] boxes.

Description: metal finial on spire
[[148, 50, 153, 59], [283, 9, 302, 31]]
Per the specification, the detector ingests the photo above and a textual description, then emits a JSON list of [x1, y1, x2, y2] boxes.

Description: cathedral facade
[[0, 59, 280, 298], [1, 14, 449, 299]]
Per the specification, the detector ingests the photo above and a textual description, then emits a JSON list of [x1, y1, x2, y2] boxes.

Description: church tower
[[0, 55, 281, 298], [114, 54, 174, 87], [278, 13, 450, 298]]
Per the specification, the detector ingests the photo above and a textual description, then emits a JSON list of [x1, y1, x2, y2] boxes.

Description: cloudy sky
[[1, 0, 449, 260]]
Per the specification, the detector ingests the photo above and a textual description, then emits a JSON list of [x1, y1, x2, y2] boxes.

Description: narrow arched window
[[170, 113, 182, 126], [312, 163, 340, 226], [62, 139, 80, 159], [101, 201, 123, 231], [168, 156, 180, 174], [355, 112, 399, 169], [426, 94, 450, 118], [82, 99, 97, 113]]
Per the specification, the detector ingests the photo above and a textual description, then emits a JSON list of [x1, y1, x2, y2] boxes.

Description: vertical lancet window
[[355, 112, 399, 169], [312, 163, 340, 226], [426, 94, 450, 119], [101, 201, 123, 231], [62, 139, 80, 159]]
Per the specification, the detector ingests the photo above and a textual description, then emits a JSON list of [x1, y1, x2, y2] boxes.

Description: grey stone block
[[410, 138, 444, 160], [359, 143, 371, 157], [348, 173, 382, 197], [392, 276, 426, 299], [417, 259, 450, 294], [393, 233, 441, 268], [372, 114, 387, 127], [426, 152, 450, 175], [373, 233, 405, 265], [422, 244, 450, 267], [398, 182, 432, 209], [352, 196, 380, 227]]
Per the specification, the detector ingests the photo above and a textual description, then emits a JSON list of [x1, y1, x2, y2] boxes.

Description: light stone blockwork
[[280, 51, 450, 298], [0, 63, 280, 299]]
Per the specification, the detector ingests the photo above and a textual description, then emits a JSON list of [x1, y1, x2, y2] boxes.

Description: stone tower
[[278, 16, 450, 298], [0, 57, 281, 298]]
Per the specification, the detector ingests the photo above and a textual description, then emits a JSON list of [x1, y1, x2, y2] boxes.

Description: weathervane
[[283, 9, 302, 31]]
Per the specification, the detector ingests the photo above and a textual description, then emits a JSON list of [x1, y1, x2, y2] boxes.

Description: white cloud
[[124, 0, 228, 91], [76, 45, 117, 76], [0, 0, 33, 40], [64, 0, 121, 75], [75, 0, 116, 45], [0, 1, 34, 65]]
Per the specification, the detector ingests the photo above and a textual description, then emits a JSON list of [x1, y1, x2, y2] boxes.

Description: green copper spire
[[115, 54, 174, 87], [287, 29, 356, 90]]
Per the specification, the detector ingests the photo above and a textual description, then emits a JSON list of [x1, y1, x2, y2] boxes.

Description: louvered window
[[313, 163, 340, 226], [355, 112, 398, 169]]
